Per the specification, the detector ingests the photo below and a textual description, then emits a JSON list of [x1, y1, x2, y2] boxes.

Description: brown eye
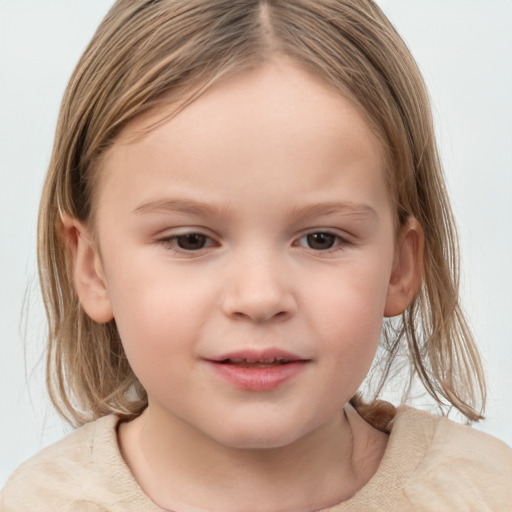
[[306, 232, 337, 250], [175, 234, 208, 250]]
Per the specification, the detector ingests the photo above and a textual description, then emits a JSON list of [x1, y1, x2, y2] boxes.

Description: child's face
[[76, 61, 417, 449]]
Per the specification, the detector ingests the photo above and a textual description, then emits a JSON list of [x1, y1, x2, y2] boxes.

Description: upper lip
[[208, 349, 307, 364]]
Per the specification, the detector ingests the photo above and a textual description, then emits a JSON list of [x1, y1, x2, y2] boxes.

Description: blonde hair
[[39, 0, 485, 426]]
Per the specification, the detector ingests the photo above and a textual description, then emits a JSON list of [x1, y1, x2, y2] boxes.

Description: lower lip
[[207, 361, 307, 391]]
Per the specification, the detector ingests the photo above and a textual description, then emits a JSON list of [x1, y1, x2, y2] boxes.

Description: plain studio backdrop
[[1, 0, 511, 487]]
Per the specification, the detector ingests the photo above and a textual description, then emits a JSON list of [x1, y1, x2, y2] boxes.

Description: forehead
[[114, 58, 380, 138], [97, 60, 389, 216]]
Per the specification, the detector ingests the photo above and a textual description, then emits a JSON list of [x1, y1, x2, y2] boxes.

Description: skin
[[63, 59, 423, 512]]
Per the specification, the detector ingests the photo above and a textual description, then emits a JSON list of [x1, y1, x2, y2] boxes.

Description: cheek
[[305, 252, 392, 328], [103, 256, 214, 372], [304, 254, 393, 377]]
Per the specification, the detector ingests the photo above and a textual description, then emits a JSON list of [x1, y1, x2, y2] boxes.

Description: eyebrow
[[133, 198, 229, 218], [291, 201, 378, 221], [133, 198, 377, 220]]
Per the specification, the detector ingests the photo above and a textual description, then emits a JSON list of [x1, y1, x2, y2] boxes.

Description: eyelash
[[295, 231, 348, 253], [156, 230, 350, 255], [157, 233, 216, 254]]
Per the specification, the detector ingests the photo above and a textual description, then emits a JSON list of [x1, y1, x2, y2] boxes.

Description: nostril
[[220, 269, 297, 322], [229, 307, 292, 323]]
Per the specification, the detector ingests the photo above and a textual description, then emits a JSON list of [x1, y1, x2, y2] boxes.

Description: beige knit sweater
[[1, 406, 511, 511]]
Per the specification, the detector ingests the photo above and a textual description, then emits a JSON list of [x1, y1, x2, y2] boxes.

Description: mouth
[[206, 350, 309, 391], [210, 349, 307, 366], [217, 356, 297, 368]]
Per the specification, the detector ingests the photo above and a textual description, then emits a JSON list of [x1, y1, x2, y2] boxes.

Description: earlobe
[[384, 217, 424, 317], [60, 214, 114, 323]]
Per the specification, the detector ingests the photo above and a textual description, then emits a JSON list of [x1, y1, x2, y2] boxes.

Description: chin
[[209, 419, 310, 451], [219, 435, 300, 451]]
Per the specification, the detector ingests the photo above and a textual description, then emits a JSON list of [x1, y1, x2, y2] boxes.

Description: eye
[[157, 232, 216, 253], [174, 233, 209, 251], [305, 232, 336, 250], [296, 231, 345, 251], [170, 233, 212, 251]]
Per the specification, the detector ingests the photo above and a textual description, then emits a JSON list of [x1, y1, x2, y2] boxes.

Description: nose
[[221, 251, 297, 323]]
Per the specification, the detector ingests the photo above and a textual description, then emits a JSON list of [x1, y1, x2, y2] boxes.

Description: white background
[[1, 0, 511, 486]]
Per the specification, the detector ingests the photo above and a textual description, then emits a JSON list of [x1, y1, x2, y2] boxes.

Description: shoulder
[[0, 415, 157, 512], [392, 406, 512, 511], [339, 406, 512, 512]]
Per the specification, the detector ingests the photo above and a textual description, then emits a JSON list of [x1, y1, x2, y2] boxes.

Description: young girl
[[2, 0, 511, 510]]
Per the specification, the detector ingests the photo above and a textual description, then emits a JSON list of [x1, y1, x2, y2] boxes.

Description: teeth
[[228, 357, 245, 363], [226, 357, 291, 364]]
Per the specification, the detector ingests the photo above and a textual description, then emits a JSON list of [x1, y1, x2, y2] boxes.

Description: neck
[[118, 404, 386, 512]]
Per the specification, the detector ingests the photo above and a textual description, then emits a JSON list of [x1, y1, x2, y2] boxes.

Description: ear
[[384, 217, 424, 317], [60, 214, 114, 323]]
